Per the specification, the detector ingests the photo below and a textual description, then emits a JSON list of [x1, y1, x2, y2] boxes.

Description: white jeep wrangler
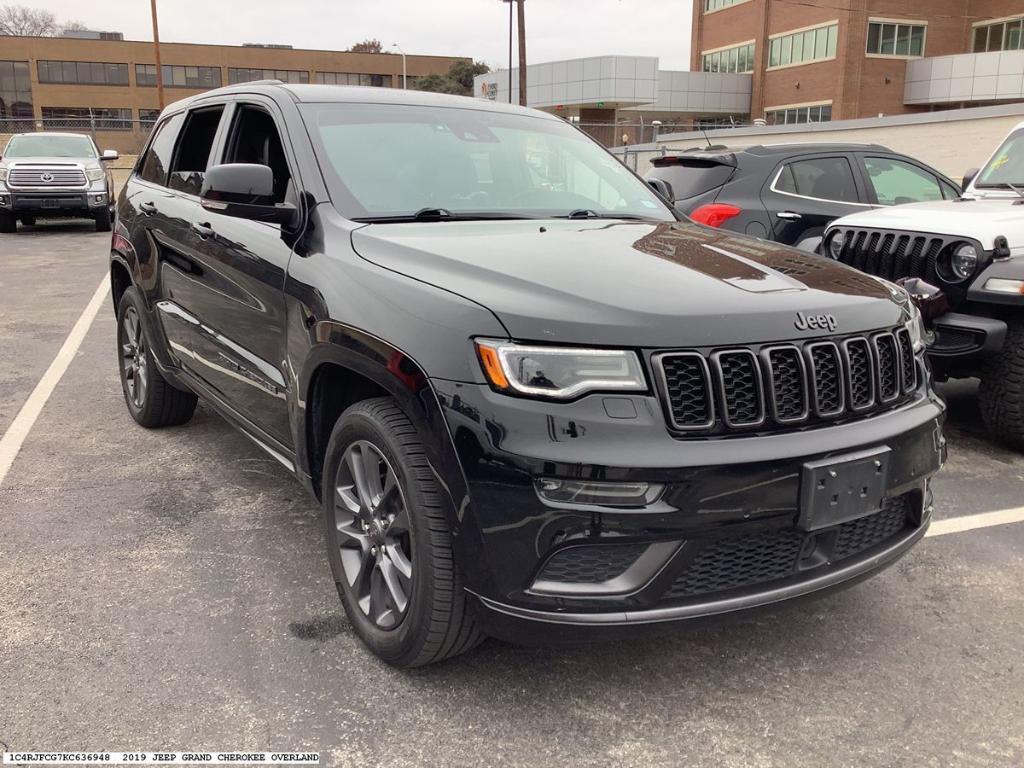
[[824, 120, 1024, 449]]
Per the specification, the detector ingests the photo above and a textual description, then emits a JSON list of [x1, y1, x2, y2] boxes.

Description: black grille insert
[[535, 543, 648, 585], [664, 496, 912, 600], [656, 328, 918, 436]]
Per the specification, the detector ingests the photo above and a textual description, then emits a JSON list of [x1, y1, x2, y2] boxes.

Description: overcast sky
[[25, 0, 694, 70]]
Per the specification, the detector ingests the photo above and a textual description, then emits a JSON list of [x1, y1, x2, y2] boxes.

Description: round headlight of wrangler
[[951, 243, 979, 280], [827, 232, 844, 260]]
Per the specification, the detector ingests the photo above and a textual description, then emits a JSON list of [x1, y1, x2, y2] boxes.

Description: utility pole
[[516, 0, 526, 106], [150, 0, 165, 111], [506, 0, 513, 102]]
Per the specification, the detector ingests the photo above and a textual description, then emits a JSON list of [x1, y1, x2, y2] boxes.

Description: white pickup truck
[[823, 120, 1024, 449]]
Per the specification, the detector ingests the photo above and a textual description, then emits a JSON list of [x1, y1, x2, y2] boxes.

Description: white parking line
[[0, 276, 109, 487], [927, 506, 1024, 538]]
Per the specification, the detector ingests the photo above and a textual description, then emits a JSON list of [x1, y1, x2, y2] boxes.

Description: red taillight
[[689, 203, 742, 228]]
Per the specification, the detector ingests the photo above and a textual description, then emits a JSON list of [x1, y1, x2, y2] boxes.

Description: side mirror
[[101, 149, 119, 161], [962, 168, 979, 190], [647, 177, 675, 202], [200, 163, 297, 227]]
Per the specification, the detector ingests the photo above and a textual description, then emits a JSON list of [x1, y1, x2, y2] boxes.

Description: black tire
[[95, 210, 112, 232], [979, 319, 1024, 451], [0, 213, 15, 233], [20, 215, 35, 227], [323, 397, 483, 667], [116, 287, 197, 428]]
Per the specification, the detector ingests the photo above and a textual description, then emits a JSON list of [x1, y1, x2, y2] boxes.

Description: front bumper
[[0, 189, 109, 216], [432, 381, 945, 643]]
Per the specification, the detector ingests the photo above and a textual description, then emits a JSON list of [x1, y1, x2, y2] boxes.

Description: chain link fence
[[0, 117, 154, 157]]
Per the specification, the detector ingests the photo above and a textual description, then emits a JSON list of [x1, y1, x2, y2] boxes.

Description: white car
[[823, 121, 1024, 449]]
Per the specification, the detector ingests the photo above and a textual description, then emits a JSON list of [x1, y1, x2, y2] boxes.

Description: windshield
[[3, 134, 96, 159], [975, 128, 1024, 188], [300, 102, 674, 221]]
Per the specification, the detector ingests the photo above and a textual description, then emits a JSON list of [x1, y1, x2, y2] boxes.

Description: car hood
[[3, 156, 95, 166], [350, 219, 903, 347], [829, 199, 1024, 254]]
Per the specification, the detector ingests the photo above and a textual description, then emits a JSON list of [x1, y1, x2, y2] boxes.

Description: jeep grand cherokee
[[111, 82, 946, 667]]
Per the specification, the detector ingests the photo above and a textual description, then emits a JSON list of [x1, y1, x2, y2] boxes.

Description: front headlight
[[951, 243, 979, 280], [475, 340, 646, 399], [0, 166, 7, 182], [86, 167, 105, 183], [827, 231, 844, 260]]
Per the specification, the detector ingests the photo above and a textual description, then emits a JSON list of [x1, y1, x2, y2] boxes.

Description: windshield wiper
[[559, 209, 659, 221], [353, 208, 540, 224]]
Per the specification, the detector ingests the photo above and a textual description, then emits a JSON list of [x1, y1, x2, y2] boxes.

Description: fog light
[[535, 478, 664, 507], [0, 196, 7, 206], [94, 194, 107, 203], [984, 278, 1024, 295]]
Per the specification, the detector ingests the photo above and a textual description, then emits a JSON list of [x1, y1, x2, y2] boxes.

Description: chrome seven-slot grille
[[830, 228, 954, 282], [8, 166, 87, 187], [655, 328, 917, 435]]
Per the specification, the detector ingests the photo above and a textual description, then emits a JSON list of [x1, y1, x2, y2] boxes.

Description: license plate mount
[[40, 199, 60, 209], [799, 446, 891, 531]]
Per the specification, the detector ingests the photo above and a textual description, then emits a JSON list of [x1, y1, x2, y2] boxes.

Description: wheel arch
[[298, 323, 471, 518]]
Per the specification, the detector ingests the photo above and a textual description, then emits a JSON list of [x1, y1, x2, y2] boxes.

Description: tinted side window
[[167, 106, 224, 196], [775, 156, 859, 203], [864, 156, 944, 205], [223, 105, 293, 204], [138, 112, 184, 186]]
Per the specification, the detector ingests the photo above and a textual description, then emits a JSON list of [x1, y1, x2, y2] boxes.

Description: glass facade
[[315, 72, 393, 87], [768, 23, 838, 68], [228, 68, 309, 85], [0, 60, 32, 131], [136, 64, 222, 88], [40, 106, 132, 130], [765, 103, 832, 125], [37, 60, 129, 86], [973, 17, 1024, 52], [701, 42, 755, 73], [866, 21, 926, 57]]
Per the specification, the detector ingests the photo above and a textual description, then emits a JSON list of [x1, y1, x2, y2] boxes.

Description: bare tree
[[348, 39, 384, 54], [0, 4, 58, 36], [60, 19, 88, 33]]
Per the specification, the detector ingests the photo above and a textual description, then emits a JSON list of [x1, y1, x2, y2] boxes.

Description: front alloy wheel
[[334, 440, 414, 629]]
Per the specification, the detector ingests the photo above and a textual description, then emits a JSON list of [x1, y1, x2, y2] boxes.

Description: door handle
[[139, 201, 157, 215], [192, 222, 215, 239], [776, 211, 803, 221]]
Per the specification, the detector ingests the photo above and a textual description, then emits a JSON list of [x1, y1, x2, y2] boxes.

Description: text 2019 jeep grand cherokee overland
[[111, 83, 945, 667]]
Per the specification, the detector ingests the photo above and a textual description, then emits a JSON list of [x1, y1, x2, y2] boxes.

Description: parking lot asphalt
[[1, 221, 1023, 768]]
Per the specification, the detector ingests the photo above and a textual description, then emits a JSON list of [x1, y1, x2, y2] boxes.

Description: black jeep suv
[[111, 83, 945, 667]]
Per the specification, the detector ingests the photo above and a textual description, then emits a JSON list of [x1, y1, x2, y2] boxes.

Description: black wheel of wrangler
[[0, 213, 15, 233], [20, 215, 35, 227], [117, 287, 197, 428], [979, 320, 1024, 451], [323, 397, 483, 667]]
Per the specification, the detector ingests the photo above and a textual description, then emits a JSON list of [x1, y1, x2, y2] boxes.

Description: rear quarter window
[[646, 160, 734, 202]]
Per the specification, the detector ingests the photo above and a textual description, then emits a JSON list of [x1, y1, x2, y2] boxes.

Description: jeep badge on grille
[[794, 312, 837, 332]]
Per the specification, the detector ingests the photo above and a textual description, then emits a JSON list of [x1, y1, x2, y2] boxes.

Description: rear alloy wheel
[[323, 397, 483, 667], [116, 287, 197, 428]]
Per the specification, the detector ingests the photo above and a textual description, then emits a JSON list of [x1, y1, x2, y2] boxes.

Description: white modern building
[[474, 55, 752, 144]]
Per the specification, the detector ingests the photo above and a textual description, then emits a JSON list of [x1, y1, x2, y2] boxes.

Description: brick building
[[691, 0, 1024, 123]]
